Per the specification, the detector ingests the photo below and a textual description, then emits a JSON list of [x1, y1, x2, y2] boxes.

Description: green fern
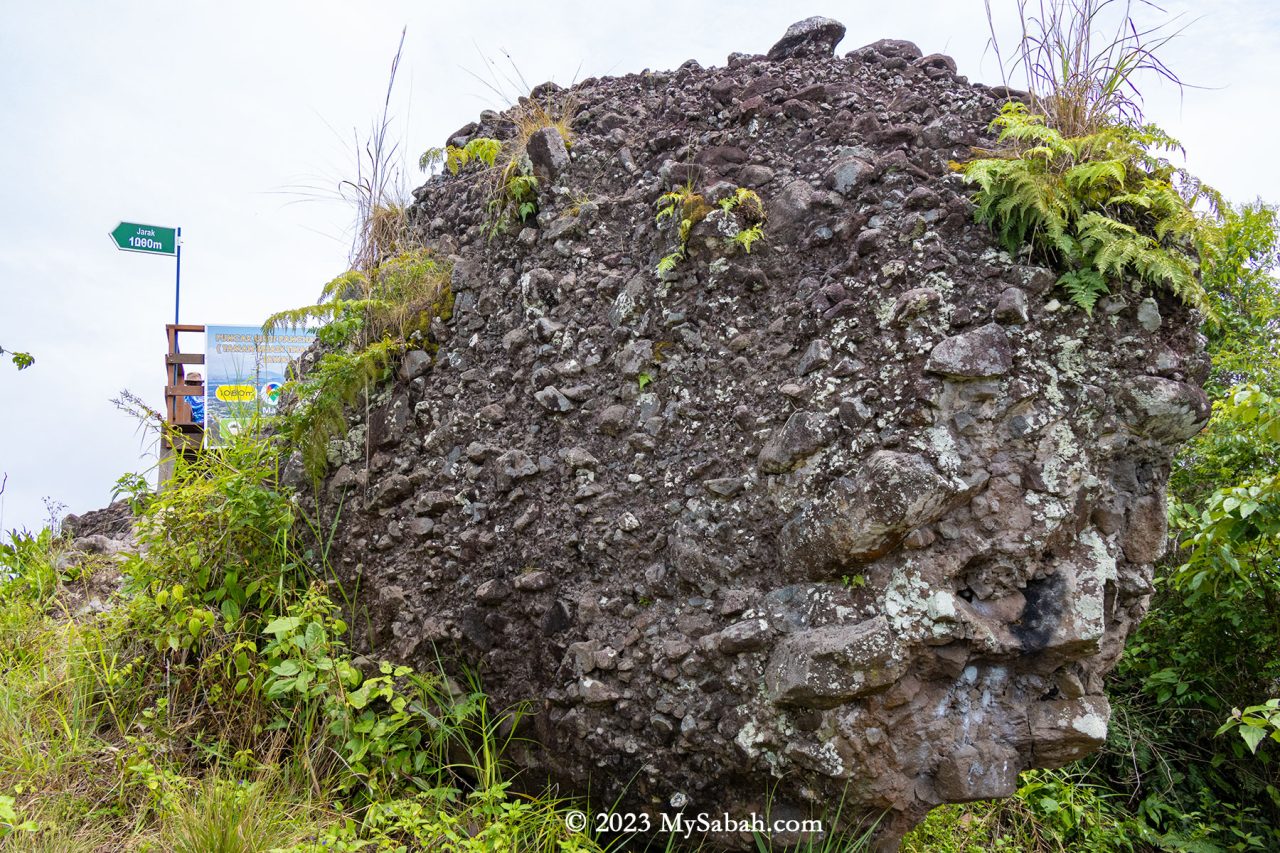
[[1058, 268, 1109, 315], [734, 224, 765, 254], [956, 102, 1218, 315], [653, 184, 766, 274], [267, 248, 453, 484], [656, 248, 685, 276], [439, 138, 501, 175], [277, 339, 406, 484]]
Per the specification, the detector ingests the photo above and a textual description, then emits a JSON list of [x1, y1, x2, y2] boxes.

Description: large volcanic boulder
[[296, 19, 1210, 846]]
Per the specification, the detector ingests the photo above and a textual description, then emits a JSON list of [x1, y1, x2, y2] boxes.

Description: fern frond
[[1058, 268, 1109, 315]]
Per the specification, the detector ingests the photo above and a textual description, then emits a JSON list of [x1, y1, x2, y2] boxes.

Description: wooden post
[[160, 324, 206, 489]]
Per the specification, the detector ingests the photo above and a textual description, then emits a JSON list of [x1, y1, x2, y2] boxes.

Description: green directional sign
[[110, 221, 177, 256]]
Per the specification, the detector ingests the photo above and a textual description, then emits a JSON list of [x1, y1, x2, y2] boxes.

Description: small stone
[[854, 228, 882, 255], [852, 38, 923, 61], [758, 411, 832, 473], [915, 53, 958, 74], [617, 339, 654, 377], [892, 287, 941, 325], [797, 339, 832, 375], [598, 404, 631, 435], [563, 446, 600, 469], [717, 618, 772, 653], [580, 677, 621, 705], [415, 490, 453, 515], [515, 570, 553, 592], [397, 350, 432, 381], [903, 527, 936, 550], [1137, 297, 1162, 332], [993, 287, 1029, 324], [594, 647, 619, 671], [407, 517, 435, 537], [779, 382, 806, 399], [926, 323, 1014, 379], [475, 579, 510, 604], [1121, 493, 1168, 564], [1117, 376, 1211, 443], [739, 164, 775, 187], [768, 179, 817, 238], [826, 157, 874, 196], [765, 616, 905, 707], [526, 126, 570, 184], [1056, 671, 1087, 700], [704, 477, 745, 498], [498, 449, 537, 480], [478, 403, 505, 422], [535, 386, 574, 412], [370, 474, 412, 509]]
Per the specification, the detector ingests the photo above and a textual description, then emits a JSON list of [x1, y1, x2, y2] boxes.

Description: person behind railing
[[183, 372, 205, 427]]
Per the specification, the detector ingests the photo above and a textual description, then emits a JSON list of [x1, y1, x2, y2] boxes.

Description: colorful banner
[[204, 324, 315, 446]]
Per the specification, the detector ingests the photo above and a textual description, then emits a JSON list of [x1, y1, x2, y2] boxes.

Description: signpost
[[110, 221, 183, 322]]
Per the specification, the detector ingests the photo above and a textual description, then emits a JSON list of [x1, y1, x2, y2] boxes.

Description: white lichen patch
[[1071, 712, 1108, 741], [883, 564, 930, 636]]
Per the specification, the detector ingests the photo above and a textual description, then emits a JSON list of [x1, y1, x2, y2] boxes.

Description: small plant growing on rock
[[654, 185, 766, 275], [962, 2, 1223, 315], [423, 136, 543, 236], [421, 89, 577, 238]]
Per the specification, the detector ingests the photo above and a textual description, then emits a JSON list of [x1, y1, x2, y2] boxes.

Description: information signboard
[[203, 324, 315, 446]]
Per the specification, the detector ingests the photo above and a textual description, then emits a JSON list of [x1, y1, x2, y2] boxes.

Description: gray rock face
[[299, 17, 1209, 848]]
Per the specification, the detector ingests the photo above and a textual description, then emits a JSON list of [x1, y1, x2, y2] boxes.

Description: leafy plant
[[654, 185, 766, 275], [0, 793, 37, 838], [263, 248, 452, 483], [0, 345, 33, 371], [1084, 201, 1280, 850], [424, 136, 545, 236], [955, 102, 1219, 313], [1218, 699, 1280, 756]]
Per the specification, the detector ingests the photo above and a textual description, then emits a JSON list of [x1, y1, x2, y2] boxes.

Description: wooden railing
[[165, 323, 205, 430]]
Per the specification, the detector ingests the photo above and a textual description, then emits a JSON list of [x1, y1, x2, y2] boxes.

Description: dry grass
[[341, 27, 416, 273], [509, 92, 577, 154], [985, 0, 1193, 135]]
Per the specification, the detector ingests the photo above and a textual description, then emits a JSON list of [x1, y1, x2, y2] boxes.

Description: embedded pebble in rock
[[291, 17, 1212, 848]]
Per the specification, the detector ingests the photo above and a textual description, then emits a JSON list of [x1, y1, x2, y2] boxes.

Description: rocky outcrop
[[292, 18, 1210, 847]]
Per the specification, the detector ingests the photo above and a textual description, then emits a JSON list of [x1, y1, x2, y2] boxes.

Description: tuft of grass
[[160, 777, 317, 853], [420, 58, 579, 236], [984, 0, 1195, 136], [343, 28, 412, 273]]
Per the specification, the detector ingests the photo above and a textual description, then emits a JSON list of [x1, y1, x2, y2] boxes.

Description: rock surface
[[294, 19, 1210, 847]]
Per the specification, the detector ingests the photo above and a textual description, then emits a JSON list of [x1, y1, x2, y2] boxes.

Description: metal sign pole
[[174, 226, 182, 324]]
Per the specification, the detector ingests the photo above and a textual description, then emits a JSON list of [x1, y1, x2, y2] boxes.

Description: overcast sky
[[1, 1, 1276, 533]]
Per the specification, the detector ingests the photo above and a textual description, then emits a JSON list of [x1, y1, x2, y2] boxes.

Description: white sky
[[1, 1, 1276, 532]]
